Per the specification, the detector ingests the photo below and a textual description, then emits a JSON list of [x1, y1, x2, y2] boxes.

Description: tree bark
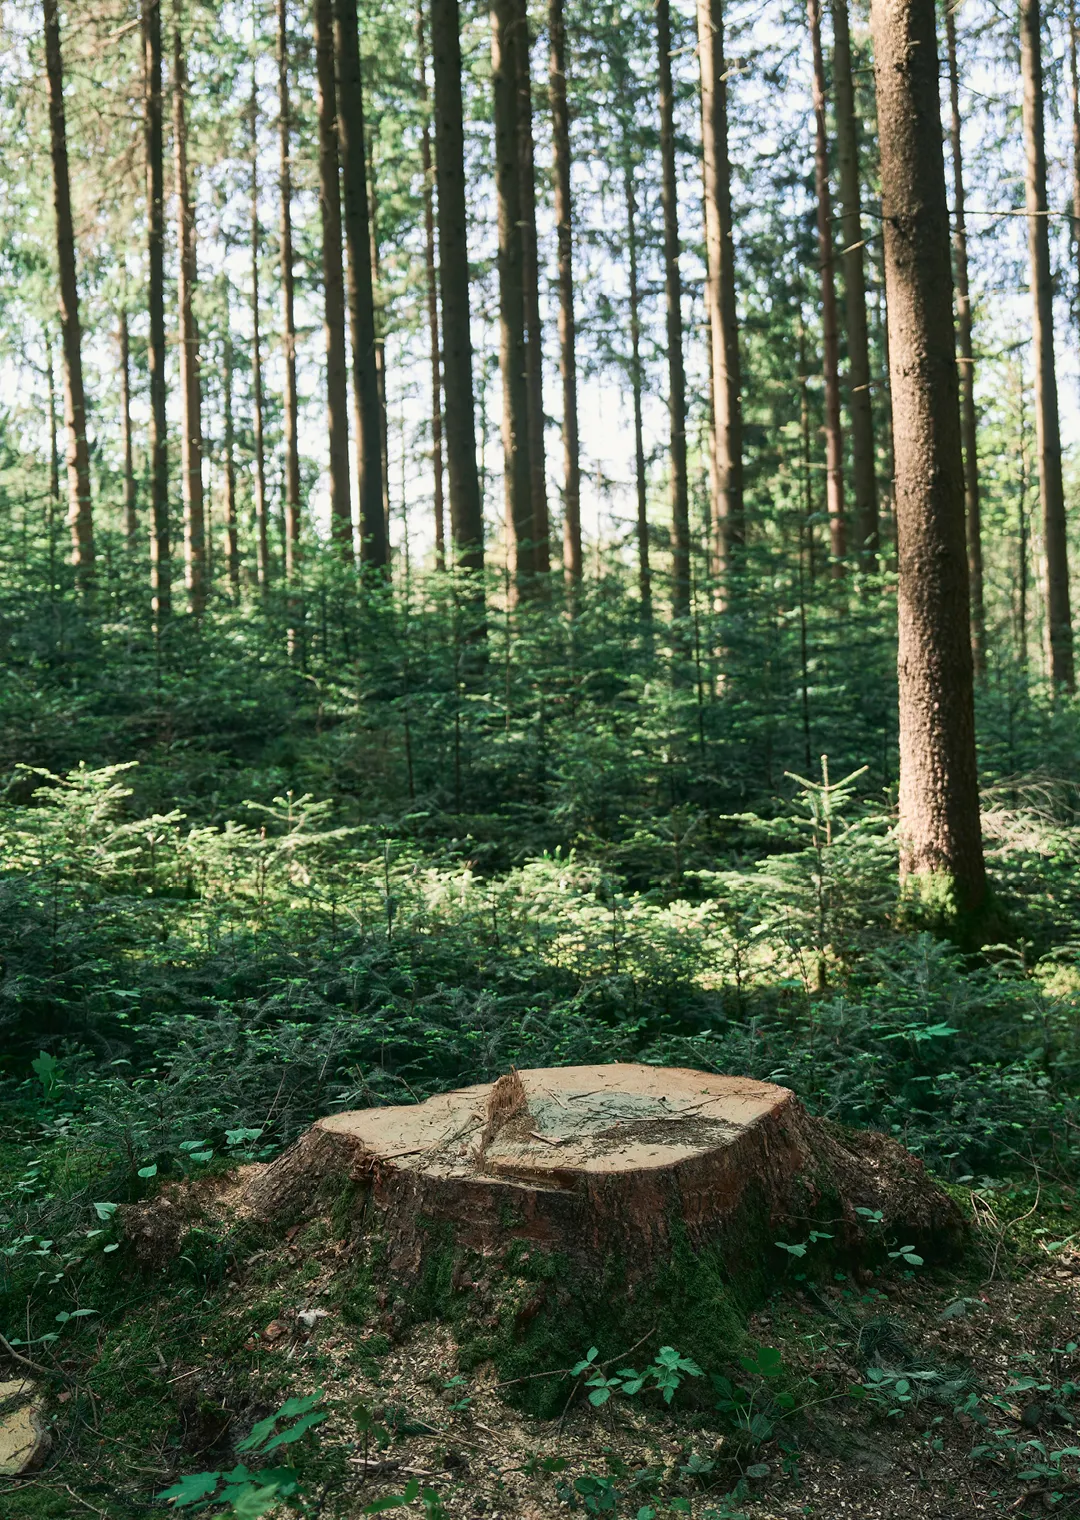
[[278, 0, 301, 583], [696, 0, 743, 589], [831, 0, 876, 564], [143, 0, 170, 619], [335, 0, 388, 568], [430, 0, 484, 572], [808, 0, 845, 573], [119, 312, 137, 547], [222, 315, 240, 592], [250, 79, 270, 593], [1021, 0, 1073, 689], [313, 0, 353, 553], [515, 0, 548, 575], [43, 0, 94, 587], [173, 12, 205, 614], [46, 330, 60, 508], [1071, 0, 1080, 305], [492, 0, 536, 589], [944, 1, 984, 677], [625, 160, 651, 619], [549, 0, 581, 585], [367, 149, 392, 553], [656, 0, 690, 620], [418, 5, 446, 570], [870, 0, 986, 915]]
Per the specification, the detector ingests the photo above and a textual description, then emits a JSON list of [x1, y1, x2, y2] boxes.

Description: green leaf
[[363, 1477, 421, 1513], [229, 1484, 284, 1519], [260, 1410, 328, 1452], [156, 1471, 222, 1505], [775, 1240, 807, 1257], [31, 1052, 59, 1093], [93, 1202, 118, 1221], [138, 1164, 158, 1179]]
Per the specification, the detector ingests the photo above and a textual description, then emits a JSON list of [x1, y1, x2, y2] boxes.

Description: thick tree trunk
[[808, 0, 845, 572], [430, 0, 484, 572], [144, 0, 170, 619], [549, 0, 581, 585], [515, 0, 548, 575], [944, 2, 984, 677], [250, 85, 270, 594], [313, 0, 353, 553], [870, 0, 986, 916], [222, 318, 240, 592], [43, 0, 94, 587], [831, 0, 876, 565], [1021, 0, 1073, 689], [418, 5, 446, 570], [278, 0, 301, 583], [492, 0, 536, 589], [173, 15, 205, 614], [335, 0, 388, 569], [119, 312, 137, 547], [696, 0, 743, 589], [656, 0, 690, 620], [625, 160, 651, 618]]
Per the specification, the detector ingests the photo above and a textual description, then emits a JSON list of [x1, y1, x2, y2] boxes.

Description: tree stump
[[240, 1063, 964, 1281]]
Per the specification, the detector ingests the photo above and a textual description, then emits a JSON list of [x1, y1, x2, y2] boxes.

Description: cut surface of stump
[[240, 1063, 963, 1280], [0, 1378, 50, 1476]]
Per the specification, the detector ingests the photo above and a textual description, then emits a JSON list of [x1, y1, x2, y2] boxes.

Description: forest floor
[[3, 1170, 1078, 1520]]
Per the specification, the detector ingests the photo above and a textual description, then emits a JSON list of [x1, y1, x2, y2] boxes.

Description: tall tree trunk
[[1071, 0, 1080, 310], [46, 330, 60, 506], [944, 1, 985, 676], [625, 159, 651, 618], [870, 0, 986, 915], [313, 0, 353, 552], [808, 0, 845, 572], [367, 145, 392, 549], [418, 5, 446, 569], [430, 0, 484, 572], [656, 0, 690, 619], [831, 0, 876, 563], [492, 0, 536, 588], [119, 312, 137, 545], [515, 0, 548, 574], [173, 12, 205, 614], [143, 0, 170, 619], [43, 0, 94, 586], [696, 0, 743, 589], [250, 78, 270, 592], [278, 0, 301, 582], [1021, 0, 1073, 689], [549, 0, 581, 584], [335, 0, 388, 568], [223, 315, 240, 592]]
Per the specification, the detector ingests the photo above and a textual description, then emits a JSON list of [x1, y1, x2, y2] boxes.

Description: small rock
[[262, 1320, 288, 1342]]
